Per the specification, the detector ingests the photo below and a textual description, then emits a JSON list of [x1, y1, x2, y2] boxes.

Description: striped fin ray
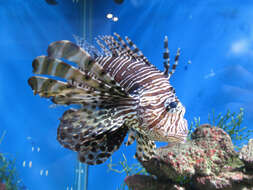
[[99, 35, 127, 57], [57, 108, 129, 164], [111, 33, 131, 57], [95, 37, 111, 56], [100, 33, 134, 58], [28, 76, 67, 97], [99, 35, 119, 56], [162, 36, 181, 79], [113, 33, 151, 65], [47, 40, 126, 95], [32, 55, 126, 96], [28, 76, 124, 105], [125, 36, 143, 59], [163, 36, 170, 76], [168, 48, 180, 79], [107, 35, 125, 55], [73, 34, 101, 58]]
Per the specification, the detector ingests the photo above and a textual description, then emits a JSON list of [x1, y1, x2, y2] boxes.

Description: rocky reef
[[125, 124, 253, 190], [0, 183, 5, 190]]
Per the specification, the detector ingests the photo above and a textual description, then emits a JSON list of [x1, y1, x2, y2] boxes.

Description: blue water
[[1, 0, 253, 189]]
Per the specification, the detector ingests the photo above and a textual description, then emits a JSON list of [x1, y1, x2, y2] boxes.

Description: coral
[[125, 125, 253, 190]]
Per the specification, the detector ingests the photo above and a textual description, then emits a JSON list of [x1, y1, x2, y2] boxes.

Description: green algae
[[0, 131, 24, 190], [208, 108, 252, 149], [189, 108, 252, 149]]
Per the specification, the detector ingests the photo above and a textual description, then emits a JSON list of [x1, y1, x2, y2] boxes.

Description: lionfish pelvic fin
[[125, 129, 136, 146], [135, 132, 156, 161]]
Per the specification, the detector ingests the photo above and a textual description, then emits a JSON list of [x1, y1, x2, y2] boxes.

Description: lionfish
[[28, 33, 188, 165]]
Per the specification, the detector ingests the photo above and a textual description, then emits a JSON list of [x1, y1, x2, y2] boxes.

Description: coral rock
[[193, 171, 253, 190], [126, 124, 253, 190], [239, 139, 253, 171], [140, 124, 238, 181], [124, 175, 185, 190], [0, 183, 5, 190]]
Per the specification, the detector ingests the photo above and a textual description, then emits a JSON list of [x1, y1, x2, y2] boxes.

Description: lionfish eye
[[165, 101, 178, 111], [169, 101, 178, 108]]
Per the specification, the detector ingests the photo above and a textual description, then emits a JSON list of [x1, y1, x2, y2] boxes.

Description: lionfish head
[[138, 83, 188, 143]]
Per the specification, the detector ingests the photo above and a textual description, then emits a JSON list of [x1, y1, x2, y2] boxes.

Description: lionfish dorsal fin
[[96, 33, 151, 66]]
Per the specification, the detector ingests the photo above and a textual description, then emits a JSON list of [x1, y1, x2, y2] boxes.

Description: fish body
[[28, 33, 188, 165]]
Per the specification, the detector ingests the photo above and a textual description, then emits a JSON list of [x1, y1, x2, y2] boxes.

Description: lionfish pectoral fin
[[28, 76, 114, 106], [31, 55, 121, 94], [135, 132, 156, 161], [28, 76, 68, 97], [78, 125, 128, 165], [47, 40, 127, 96], [57, 107, 128, 165]]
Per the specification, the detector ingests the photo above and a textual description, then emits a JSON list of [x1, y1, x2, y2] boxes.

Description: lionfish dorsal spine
[[162, 35, 181, 79]]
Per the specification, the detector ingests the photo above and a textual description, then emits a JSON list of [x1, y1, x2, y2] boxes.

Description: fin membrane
[[32, 55, 124, 95], [47, 40, 125, 95], [57, 108, 128, 165], [125, 129, 136, 146], [78, 125, 128, 165], [28, 76, 122, 105], [96, 33, 151, 65]]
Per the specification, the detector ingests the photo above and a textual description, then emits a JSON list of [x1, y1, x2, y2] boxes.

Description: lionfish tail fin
[[57, 107, 128, 165]]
